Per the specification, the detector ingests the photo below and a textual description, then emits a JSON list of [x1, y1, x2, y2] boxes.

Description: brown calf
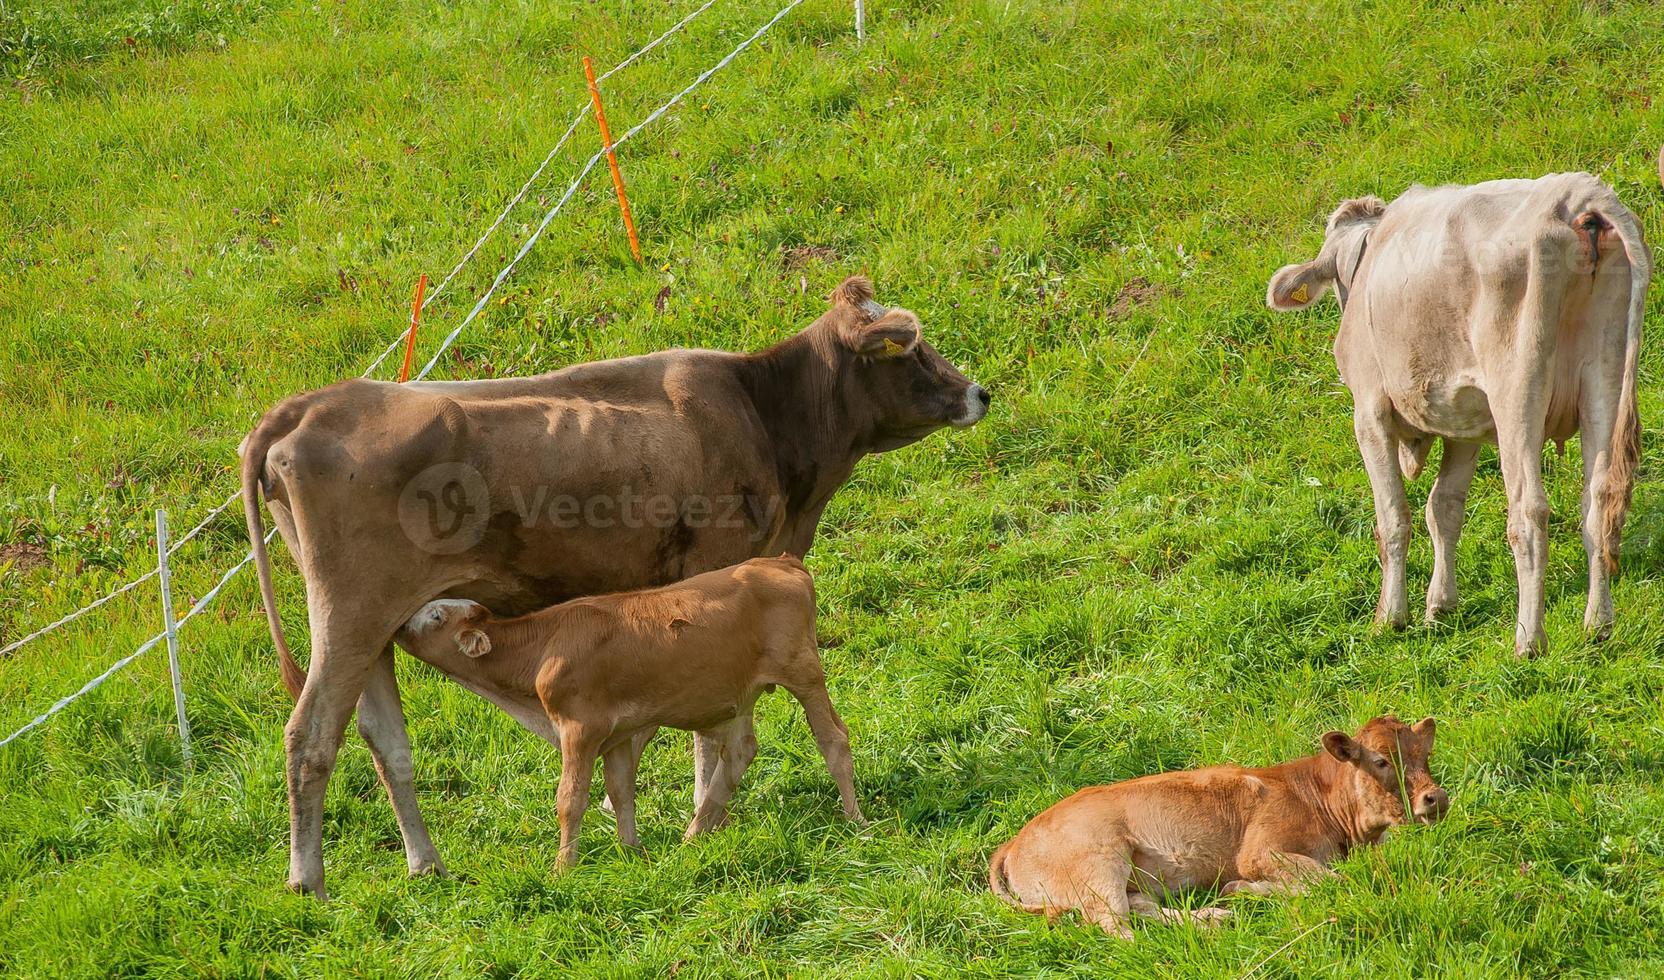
[[394, 555, 864, 869], [988, 716, 1447, 937]]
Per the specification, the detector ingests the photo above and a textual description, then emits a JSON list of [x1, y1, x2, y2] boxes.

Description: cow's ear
[[1412, 717, 1437, 740], [829, 275, 876, 309], [1322, 730, 1361, 763], [839, 309, 921, 359], [457, 628, 492, 659], [1267, 261, 1330, 311]]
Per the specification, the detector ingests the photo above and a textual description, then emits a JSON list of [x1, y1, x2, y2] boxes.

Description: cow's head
[[1266, 196, 1387, 312], [397, 598, 493, 659], [1321, 715, 1447, 837], [821, 276, 990, 452]]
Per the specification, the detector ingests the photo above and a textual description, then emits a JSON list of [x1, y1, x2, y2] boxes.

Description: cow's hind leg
[[1578, 387, 1619, 640], [356, 646, 444, 877], [1354, 400, 1412, 629], [285, 609, 389, 899], [1425, 440, 1480, 621], [1066, 854, 1136, 939], [1494, 400, 1551, 657]]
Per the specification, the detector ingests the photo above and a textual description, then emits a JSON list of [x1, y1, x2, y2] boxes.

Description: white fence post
[[155, 510, 193, 768], [855, 0, 864, 40]]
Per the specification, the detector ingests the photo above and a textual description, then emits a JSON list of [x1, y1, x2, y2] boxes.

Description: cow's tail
[[1600, 203, 1652, 574], [241, 403, 308, 700], [987, 837, 1048, 914]]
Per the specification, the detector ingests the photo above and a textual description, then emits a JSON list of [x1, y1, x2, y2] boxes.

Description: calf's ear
[[839, 309, 921, 359], [1266, 261, 1330, 312], [1412, 717, 1436, 740], [457, 628, 492, 659], [1321, 730, 1361, 763]]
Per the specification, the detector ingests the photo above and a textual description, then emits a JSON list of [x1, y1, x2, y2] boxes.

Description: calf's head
[[396, 599, 493, 659], [821, 276, 990, 452], [1321, 715, 1447, 834], [1266, 196, 1386, 313]]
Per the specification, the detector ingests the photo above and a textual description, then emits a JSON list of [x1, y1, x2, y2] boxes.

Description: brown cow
[[392, 555, 863, 869], [989, 716, 1447, 938], [241, 276, 987, 898], [1267, 173, 1651, 655]]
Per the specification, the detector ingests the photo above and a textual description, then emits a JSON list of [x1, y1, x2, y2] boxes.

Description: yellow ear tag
[[1289, 283, 1310, 304], [882, 338, 906, 356]]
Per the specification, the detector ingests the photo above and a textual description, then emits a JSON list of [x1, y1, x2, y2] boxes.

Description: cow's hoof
[[287, 879, 328, 902], [1424, 602, 1456, 623], [409, 859, 448, 879], [1513, 636, 1545, 659], [1583, 614, 1613, 643]]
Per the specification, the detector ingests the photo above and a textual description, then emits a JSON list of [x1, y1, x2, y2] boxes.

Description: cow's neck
[[1290, 754, 1370, 850], [469, 617, 551, 696], [737, 329, 867, 549]]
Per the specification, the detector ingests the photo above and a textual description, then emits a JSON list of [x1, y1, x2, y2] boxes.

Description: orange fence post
[[399, 273, 428, 382], [582, 56, 644, 263]]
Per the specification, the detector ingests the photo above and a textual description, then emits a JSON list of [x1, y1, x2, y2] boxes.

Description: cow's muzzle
[[1412, 786, 1450, 824], [952, 384, 992, 428]]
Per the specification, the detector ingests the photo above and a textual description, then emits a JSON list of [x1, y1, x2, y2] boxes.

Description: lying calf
[[395, 555, 864, 868], [989, 715, 1447, 937]]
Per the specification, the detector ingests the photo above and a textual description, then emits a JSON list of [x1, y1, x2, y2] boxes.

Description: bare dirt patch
[[0, 542, 49, 574], [1108, 276, 1166, 320], [781, 244, 839, 269]]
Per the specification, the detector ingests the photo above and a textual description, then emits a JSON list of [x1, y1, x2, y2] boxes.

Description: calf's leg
[[692, 731, 721, 813], [1424, 440, 1479, 621], [1126, 891, 1232, 927], [556, 723, 602, 869], [1223, 851, 1337, 896], [601, 739, 642, 851], [355, 646, 445, 876], [685, 715, 758, 839], [783, 656, 864, 823], [1353, 401, 1412, 629]]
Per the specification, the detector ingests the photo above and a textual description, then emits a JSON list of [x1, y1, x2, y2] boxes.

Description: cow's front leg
[[1224, 851, 1337, 897], [1354, 402, 1411, 630], [1425, 440, 1479, 621]]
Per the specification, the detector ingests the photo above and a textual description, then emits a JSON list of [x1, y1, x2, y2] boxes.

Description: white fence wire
[[0, 0, 817, 751], [2, 0, 728, 663]]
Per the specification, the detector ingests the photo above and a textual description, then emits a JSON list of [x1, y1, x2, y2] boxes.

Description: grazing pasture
[[2, 0, 1663, 974]]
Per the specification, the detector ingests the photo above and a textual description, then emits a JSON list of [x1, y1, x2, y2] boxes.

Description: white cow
[[1267, 171, 1651, 656]]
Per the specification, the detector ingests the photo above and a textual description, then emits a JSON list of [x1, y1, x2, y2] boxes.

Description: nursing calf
[[393, 556, 864, 869], [1267, 173, 1651, 655], [989, 716, 1446, 938]]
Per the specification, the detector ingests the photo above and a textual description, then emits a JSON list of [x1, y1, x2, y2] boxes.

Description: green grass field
[[3, 0, 1663, 974]]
